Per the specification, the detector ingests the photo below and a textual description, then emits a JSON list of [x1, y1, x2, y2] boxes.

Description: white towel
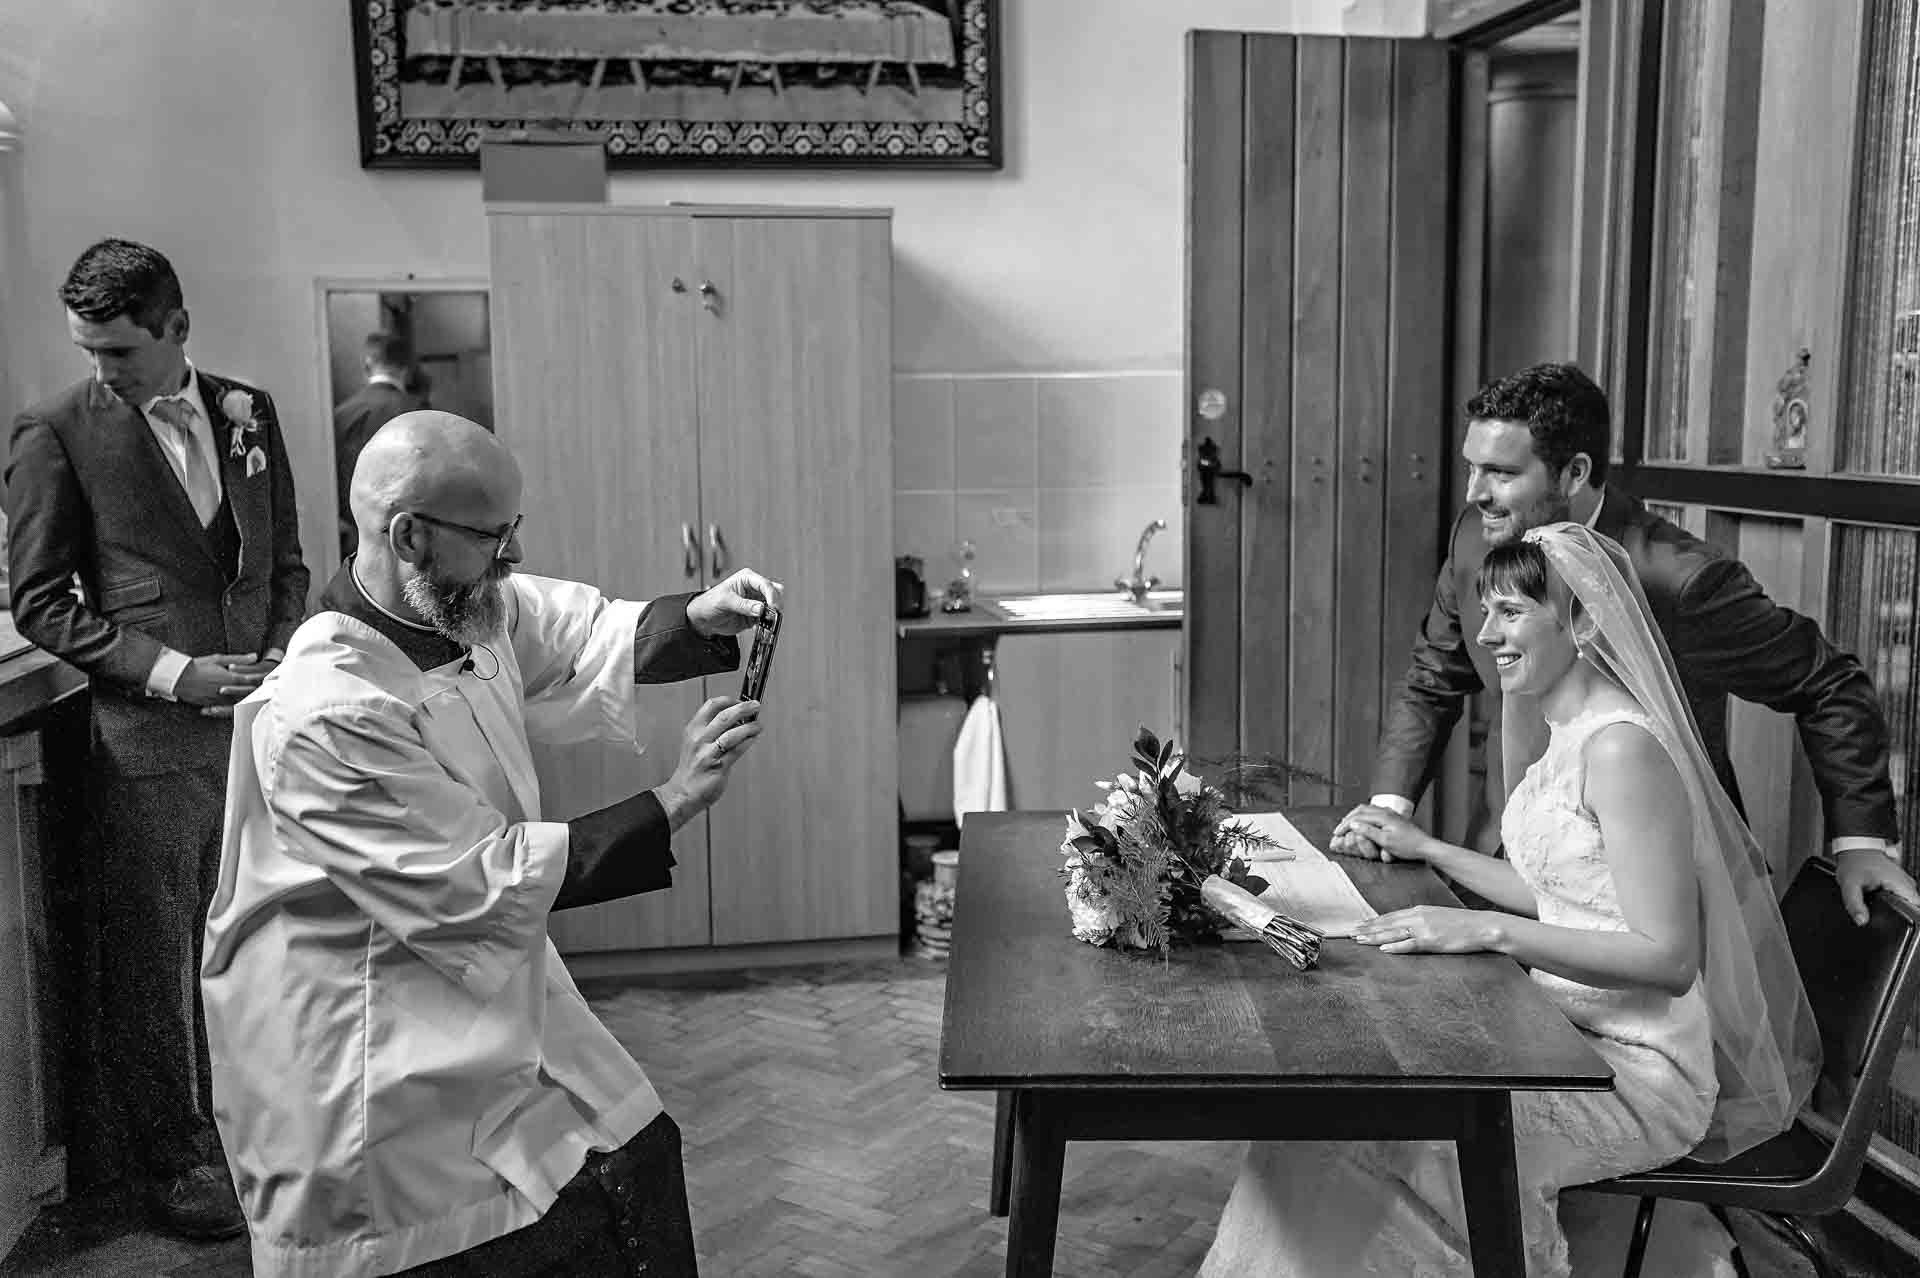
[[952, 694, 1009, 825]]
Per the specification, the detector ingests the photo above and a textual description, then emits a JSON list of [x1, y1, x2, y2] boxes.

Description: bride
[[1198, 523, 1821, 1277]]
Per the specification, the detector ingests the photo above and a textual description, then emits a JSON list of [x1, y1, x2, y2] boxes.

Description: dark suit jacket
[[332, 380, 419, 556], [5, 373, 310, 775], [1372, 488, 1899, 842]]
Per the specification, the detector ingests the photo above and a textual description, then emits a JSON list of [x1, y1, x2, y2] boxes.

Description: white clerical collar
[[1582, 488, 1606, 528], [349, 559, 441, 635], [368, 371, 406, 390]]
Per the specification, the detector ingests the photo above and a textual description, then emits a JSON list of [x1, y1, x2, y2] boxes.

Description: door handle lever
[[1195, 436, 1253, 505]]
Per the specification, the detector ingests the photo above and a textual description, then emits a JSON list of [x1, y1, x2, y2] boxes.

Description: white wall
[[0, 0, 1423, 566]]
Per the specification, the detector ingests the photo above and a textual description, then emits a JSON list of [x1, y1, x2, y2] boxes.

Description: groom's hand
[[1835, 848, 1920, 927], [1330, 804, 1390, 861]]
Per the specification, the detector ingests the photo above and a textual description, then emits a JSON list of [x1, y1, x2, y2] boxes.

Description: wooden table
[[936, 808, 1613, 1277]]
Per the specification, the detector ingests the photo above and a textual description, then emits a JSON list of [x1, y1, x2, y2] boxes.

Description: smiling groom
[[1343, 361, 1918, 923], [4, 238, 309, 1239]]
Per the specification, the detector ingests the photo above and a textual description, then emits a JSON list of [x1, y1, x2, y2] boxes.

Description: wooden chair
[[1580, 857, 1920, 1278]]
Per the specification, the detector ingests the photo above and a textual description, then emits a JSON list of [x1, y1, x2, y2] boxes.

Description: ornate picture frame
[[351, 0, 1001, 169]]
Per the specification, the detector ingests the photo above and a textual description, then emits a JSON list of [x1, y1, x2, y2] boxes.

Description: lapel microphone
[[460, 642, 500, 680]]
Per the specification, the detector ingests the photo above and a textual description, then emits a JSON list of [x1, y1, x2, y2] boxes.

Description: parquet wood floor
[[5, 956, 1914, 1276]]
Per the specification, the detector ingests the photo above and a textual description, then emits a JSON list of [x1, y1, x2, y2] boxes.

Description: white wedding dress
[[1198, 706, 1736, 1278]]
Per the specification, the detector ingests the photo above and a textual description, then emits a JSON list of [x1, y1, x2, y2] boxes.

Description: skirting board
[[561, 935, 901, 981]]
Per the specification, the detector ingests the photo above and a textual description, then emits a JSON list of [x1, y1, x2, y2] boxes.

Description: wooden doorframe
[[1430, 0, 1581, 44]]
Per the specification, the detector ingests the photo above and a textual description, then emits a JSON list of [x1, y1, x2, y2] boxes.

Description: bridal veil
[[1506, 522, 1821, 1161]]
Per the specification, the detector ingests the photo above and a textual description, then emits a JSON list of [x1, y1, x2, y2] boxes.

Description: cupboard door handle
[[699, 280, 721, 314], [671, 277, 687, 294], [682, 523, 698, 578], [708, 523, 729, 579]]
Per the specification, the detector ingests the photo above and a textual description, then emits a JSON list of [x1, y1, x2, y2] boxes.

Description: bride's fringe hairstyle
[[1478, 539, 1587, 629], [1477, 539, 1550, 603]]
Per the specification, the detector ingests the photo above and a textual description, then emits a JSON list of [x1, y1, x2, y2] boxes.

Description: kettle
[[895, 555, 929, 619]]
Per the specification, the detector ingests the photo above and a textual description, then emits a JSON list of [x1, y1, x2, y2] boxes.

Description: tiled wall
[[893, 372, 1185, 596]]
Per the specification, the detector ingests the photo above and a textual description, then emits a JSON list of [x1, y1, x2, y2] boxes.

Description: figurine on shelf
[[941, 539, 976, 613], [1765, 347, 1811, 470]]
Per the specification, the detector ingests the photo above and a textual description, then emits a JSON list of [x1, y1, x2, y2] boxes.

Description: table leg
[[990, 1089, 1014, 1217], [1457, 1092, 1525, 1278], [1005, 1091, 1064, 1278]]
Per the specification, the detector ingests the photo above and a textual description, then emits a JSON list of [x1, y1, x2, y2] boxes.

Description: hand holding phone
[[740, 605, 782, 701]]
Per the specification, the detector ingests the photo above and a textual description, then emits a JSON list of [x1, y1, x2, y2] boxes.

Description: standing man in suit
[[4, 238, 309, 1238], [1334, 362, 1920, 923], [333, 330, 424, 559]]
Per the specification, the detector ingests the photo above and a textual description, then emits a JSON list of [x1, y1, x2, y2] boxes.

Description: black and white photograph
[[3, 1, 1920, 1276]]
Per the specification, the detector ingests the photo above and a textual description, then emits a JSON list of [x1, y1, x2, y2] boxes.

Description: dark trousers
[[92, 763, 226, 1179], [396, 1113, 699, 1277]]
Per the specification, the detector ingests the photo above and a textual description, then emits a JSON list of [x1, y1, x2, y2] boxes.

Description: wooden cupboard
[[487, 204, 896, 953], [994, 629, 1182, 812]]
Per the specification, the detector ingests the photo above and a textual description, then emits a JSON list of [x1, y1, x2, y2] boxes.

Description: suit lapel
[[87, 379, 216, 558], [203, 371, 268, 569]]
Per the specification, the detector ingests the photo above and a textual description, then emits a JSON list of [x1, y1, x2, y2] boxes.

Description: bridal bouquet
[[1058, 727, 1321, 967]]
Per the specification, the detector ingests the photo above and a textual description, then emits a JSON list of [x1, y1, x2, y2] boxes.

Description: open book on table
[[1223, 810, 1379, 939]]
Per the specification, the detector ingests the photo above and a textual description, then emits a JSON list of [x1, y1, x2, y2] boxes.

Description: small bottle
[[941, 540, 976, 613]]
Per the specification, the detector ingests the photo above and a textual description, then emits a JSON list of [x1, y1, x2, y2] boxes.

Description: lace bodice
[[1502, 705, 1660, 934], [1499, 704, 1717, 1100]]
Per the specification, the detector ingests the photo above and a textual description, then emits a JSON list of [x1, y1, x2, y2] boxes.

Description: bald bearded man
[[202, 413, 776, 1277]]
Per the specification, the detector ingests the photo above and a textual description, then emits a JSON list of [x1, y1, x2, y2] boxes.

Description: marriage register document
[[1231, 811, 1379, 938]]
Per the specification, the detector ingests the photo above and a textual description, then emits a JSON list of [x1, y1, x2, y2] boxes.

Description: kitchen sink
[[986, 590, 1184, 622]]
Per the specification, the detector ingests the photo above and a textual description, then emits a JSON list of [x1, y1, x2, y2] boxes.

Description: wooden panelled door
[[489, 210, 716, 951], [1185, 32, 1455, 802]]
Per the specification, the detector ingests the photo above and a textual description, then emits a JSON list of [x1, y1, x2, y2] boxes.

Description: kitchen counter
[[895, 597, 1182, 640]]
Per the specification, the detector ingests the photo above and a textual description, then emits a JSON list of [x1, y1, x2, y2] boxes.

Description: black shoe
[[147, 1164, 246, 1241]]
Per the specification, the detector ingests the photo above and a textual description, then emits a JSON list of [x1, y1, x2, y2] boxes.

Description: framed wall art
[[351, 0, 1001, 169]]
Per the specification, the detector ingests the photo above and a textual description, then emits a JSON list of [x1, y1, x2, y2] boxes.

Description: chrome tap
[[1115, 519, 1166, 602]]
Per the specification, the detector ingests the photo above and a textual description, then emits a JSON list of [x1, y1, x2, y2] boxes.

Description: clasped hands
[[1329, 802, 1433, 864], [1326, 803, 1500, 955], [175, 652, 279, 718]]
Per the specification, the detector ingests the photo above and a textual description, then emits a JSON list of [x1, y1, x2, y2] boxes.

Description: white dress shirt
[[139, 365, 225, 700], [141, 362, 225, 512], [135, 365, 284, 701]]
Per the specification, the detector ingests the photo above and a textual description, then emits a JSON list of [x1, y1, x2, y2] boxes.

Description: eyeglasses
[[399, 511, 523, 561]]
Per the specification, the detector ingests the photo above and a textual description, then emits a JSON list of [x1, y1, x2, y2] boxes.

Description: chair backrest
[[1779, 857, 1920, 1205]]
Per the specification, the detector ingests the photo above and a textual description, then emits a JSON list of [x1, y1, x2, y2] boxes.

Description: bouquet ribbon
[[1201, 875, 1322, 971]]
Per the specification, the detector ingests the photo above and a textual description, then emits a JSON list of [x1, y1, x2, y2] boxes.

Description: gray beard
[[403, 568, 507, 646]]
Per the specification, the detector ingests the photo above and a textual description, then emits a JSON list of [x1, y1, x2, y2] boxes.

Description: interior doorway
[[1441, 4, 1585, 849], [1483, 11, 1583, 375]]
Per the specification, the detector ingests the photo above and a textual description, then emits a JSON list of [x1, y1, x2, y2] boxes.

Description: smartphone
[[740, 605, 783, 702]]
